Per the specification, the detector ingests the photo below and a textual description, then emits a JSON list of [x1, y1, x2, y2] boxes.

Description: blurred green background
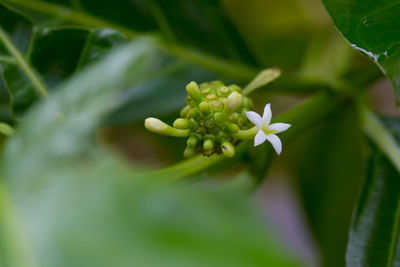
[[0, 0, 394, 266]]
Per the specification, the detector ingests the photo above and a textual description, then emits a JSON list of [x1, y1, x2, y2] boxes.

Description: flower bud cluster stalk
[[145, 81, 255, 157]]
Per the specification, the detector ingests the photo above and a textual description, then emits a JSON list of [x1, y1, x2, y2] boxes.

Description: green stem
[[0, 28, 48, 98], [233, 126, 258, 140], [361, 109, 400, 173], [4, 0, 139, 38], [0, 55, 16, 64], [163, 44, 257, 80], [0, 182, 39, 267], [144, 0, 176, 41], [143, 93, 344, 180], [144, 154, 225, 181]]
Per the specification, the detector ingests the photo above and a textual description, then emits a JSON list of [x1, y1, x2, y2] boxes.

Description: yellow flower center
[[261, 123, 277, 135]]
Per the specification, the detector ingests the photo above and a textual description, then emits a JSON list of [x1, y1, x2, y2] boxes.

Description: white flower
[[245, 103, 291, 155]]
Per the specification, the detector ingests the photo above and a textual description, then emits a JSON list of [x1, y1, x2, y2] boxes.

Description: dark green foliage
[[323, 0, 400, 102]]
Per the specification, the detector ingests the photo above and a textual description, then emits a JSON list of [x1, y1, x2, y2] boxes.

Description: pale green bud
[[173, 118, 189, 129], [203, 139, 214, 151], [145, 118, 189, 137], [225, 91, 242, 112], [186, 81, 203, 105], [221, 140, 235, 157]]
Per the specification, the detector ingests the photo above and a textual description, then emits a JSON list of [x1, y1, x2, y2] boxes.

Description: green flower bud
[[187, 135, 199, 147], [243, 96, 253, 109], [184, 146, 196, 158], [203, 139, 214, 152], [186, 81, 203, 105], [214, 112, 224, 126], [180, 105, 191, 118], [145, 80, 265, 158], [221, 140, 235, 157], [199, 101, 211, 116], [173, 118, 189, 129], [226, 123, 239, 134], [145, 118, 189, 137], [188, 118, 199, 130], [225, 91, 242, 112], [188, 108, 200, 118], [229, 84, 242, 93]]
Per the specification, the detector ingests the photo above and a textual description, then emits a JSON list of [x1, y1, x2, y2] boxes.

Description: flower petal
[[254, 130, 267, 146], [268, 123, 291, 133], [246, 111, 262, 128], [262, 103, 272, 125], [266, 134, 282, 155]]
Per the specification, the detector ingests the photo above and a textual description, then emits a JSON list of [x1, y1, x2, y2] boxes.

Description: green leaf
[[322, 0, 400, 102], [0, 15, 128, 117], [346, 150, 400, 267], [292, 104, 365, 267], [0, 38, 301, 267]]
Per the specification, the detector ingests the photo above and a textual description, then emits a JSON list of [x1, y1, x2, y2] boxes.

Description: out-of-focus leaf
[[292, 103, 365, 267], [346, 116, 400, 266], [322, 0, 400, 102], [0, 4, 128, 118], [0, 38, 301, 267], [1, 37, 162, 179]]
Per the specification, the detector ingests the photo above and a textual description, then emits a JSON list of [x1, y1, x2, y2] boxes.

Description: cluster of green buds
[[145, 81, 254, 157], [145, 68, 285, 158]]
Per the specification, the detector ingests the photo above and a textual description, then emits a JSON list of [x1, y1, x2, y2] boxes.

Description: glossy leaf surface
[[323, 0, 400, 102], [293, 104, 365, 267]]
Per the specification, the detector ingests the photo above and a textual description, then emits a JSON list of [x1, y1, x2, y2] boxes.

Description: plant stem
[[0, 28, 48, 98], [144, 153, 225, 181], [361, 109, 400, 173], [144, 0, 176, 41], [0, 55, 16, 64], [0, 182, 39, 267]]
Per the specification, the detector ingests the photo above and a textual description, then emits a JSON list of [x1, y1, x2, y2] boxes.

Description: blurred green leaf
[[0, 37, 302, 267], [322, 0, 400, 102], [292, 103, 365, 267], [28, 27, 126, 88], [0, 2, 128, 118], [346, 150, 400, 267]]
